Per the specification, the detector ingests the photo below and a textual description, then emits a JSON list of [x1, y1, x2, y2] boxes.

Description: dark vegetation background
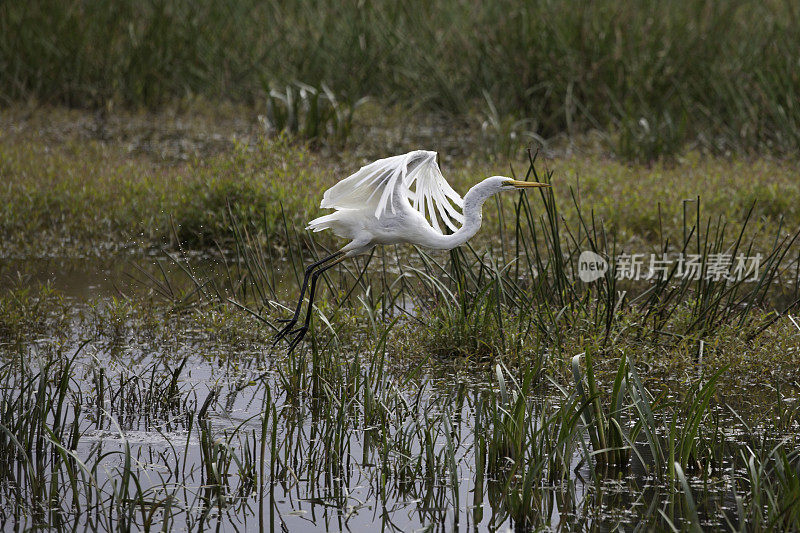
[[3, 0, 799, 160]]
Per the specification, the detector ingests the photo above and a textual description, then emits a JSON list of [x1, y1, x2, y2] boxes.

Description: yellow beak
[[508, 180, 551, 188]]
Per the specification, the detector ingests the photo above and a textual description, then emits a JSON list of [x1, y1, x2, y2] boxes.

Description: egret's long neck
[[422, 179, 500, 249]]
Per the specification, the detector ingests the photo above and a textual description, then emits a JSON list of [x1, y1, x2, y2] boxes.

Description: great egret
[[274, 149, 549, 351]]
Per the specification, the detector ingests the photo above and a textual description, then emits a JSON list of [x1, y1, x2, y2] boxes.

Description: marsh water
[[0, 252, 786, 531]]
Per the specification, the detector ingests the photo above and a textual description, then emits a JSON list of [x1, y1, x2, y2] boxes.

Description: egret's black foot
[[287, 327, 309, 353], [272, 319, 298, 347]]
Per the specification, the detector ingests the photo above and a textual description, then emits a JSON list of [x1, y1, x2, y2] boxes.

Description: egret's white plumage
[[306, 150, 465, 251], [277, 149, 549, 351], [315, 150, 463, 229]]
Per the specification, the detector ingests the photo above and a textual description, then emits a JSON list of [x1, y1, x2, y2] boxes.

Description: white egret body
[[275, 149, 549, 350]]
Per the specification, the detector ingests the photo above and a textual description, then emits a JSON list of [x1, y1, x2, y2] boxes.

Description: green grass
[[134, 150, 799, 397], [0, 115, 322, 255], [0, 284, 69, 346], [1, 190, 799, 529], [3, 296, 797, 529], [3, 107, 800, 258], [2, 0, 800, 158]]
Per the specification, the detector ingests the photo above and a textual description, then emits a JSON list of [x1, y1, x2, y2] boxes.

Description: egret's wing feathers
[[317, 151, 464, 234], [407, 156, 464, 231], [319, 155, 404, 211]]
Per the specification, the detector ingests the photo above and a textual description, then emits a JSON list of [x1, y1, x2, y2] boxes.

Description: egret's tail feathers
[[306, 211, 353, 238], [306, 213, 336, 232]]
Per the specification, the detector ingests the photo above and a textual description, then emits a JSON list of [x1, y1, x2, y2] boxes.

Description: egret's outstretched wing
[[406, 152, 464, 232], [318, 150, 464, 233]]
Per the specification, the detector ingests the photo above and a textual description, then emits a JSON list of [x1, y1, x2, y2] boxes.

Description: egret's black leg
[[286, 256, 346, 352], [274, 251, 343, 346]]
